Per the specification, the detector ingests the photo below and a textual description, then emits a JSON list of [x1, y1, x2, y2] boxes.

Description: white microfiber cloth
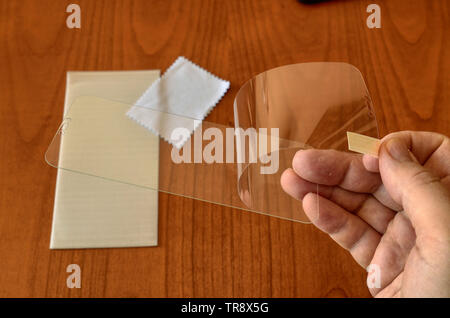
[[127, 56, 230, 148]]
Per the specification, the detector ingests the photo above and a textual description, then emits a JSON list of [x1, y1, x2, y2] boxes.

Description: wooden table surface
[[0, 0, 448, 298]]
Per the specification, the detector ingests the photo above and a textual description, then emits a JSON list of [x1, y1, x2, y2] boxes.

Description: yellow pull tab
[[347, 131, 381, 157]]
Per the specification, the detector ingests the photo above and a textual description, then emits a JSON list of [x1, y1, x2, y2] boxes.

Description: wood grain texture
[[0, 0, 449, 297]]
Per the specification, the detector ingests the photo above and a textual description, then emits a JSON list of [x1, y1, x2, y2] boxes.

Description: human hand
[[280, 131, 450, 297]]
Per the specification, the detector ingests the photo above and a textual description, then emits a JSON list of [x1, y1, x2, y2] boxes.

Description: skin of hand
[[280, 131, 450, 297]]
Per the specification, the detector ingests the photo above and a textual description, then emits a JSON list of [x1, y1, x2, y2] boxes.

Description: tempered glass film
[[46, 62, 379, 223]]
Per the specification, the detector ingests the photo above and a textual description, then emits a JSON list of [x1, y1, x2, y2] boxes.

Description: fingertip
[[363, 154, 379, 173], [280, 168, 294, 193], [302, 192, 320, 222], [292, 149, 342, 185], [292, 149, 308, 176], [280, 168, 312, 201]]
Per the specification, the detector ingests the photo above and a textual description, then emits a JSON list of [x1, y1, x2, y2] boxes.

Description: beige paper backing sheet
[[50, 70, 160, 249], [347, 131, 381, 157]]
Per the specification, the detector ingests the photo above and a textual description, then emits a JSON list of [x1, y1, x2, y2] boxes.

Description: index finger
[[292, 149, 382, 193]]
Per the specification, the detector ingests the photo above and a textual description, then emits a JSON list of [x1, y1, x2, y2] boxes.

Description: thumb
[[379, 137, 450, 236]]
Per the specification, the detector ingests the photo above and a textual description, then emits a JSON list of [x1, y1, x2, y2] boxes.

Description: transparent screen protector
[[46, 62, 378, 223]]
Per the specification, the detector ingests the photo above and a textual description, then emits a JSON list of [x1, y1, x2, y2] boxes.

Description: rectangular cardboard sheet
[[50, 70, 160, 249]]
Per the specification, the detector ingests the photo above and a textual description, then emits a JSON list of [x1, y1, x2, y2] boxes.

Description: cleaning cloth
[[126, 56, 230, 148]]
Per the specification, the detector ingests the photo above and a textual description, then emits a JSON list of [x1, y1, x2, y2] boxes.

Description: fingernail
[[385, 138, 411, 162]]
